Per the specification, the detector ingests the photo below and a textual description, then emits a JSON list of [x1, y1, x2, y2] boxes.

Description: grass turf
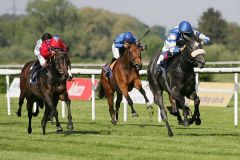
[[0, 94, 240, 160]]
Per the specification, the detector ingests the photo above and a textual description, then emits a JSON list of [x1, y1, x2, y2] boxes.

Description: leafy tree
[[198, 8, 227, 44], [225, 23, 240, 51]]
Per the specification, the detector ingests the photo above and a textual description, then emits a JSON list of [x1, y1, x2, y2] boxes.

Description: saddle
[[103, 58, 117, 78]]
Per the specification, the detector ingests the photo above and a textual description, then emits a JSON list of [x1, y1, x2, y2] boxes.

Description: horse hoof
[[183, 121, 189, 127], [147, 106, 154, 115], [67, 124, 74, 130], [168, 131, 174, 137], [57, 127, 63, 133], [178, 119, 184, 125], [132, 113, 139, 118], [166, 106, 178, 117], [111, 120, 117, 125], [16, 111, 21, 117], [32, 112, 39, 117], [195, 118, 201, 125], [188, 118, 194, 125], [28, 129, 32, 134]]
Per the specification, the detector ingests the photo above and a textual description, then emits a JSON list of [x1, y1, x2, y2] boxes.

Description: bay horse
[[98, 44, 153, 125], [147, 37, 206, 137], [16, 49, 73, 135]]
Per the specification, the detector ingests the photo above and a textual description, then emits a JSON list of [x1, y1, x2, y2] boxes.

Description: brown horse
[[98, 44, 153, 124], [16, 49, 73, 135]]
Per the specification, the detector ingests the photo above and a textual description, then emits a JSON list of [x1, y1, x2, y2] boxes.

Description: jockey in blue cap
[[157, 21, 210, 74], [104, 31, 137, 77]]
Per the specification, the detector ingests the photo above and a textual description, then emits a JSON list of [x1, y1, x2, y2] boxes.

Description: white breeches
[[112, 44, 120, 59], [37, 54, 46, 66]]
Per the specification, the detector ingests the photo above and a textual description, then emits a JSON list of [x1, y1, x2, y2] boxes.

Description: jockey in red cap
[[50, 35, 68, 52]]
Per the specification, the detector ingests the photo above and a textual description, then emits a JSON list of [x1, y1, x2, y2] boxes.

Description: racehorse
[[98, 44, 153, 124], [16, 49, 73, 135], [147, 36, 206, 137]]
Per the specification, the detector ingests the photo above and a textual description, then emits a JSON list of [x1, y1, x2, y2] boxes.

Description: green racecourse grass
[[0, 94, 240, 160]]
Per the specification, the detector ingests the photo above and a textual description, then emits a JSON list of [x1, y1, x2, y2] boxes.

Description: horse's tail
[[97, 80, 105, 99]]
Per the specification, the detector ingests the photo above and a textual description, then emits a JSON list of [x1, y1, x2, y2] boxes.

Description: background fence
[[0, 67, 239, 126]]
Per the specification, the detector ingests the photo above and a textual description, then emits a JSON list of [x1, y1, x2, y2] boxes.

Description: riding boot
[[157, 62, 166, 76], [30, 62, 41, 83], [103, 65, 111, 78]]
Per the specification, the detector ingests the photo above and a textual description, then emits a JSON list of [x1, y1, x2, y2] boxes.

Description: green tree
[[198, 8, 227, 44]]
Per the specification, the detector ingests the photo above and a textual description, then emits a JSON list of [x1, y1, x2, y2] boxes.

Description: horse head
[[50, 48, 70, 80], [183, 37, 206, 68], [123, 44, 143, 71]]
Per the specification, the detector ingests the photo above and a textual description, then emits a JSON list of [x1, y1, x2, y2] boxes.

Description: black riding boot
[[30, 62, 41, 83], [158, 63, 165, 76], [103, 65, 111, 77]]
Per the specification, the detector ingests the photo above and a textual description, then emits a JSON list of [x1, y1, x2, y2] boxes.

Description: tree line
[[0, 0, 240, 65]]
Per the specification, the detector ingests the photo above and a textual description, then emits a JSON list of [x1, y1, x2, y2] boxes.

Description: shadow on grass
[[47, 130, 112, 136], [177, 133, 240, 137], [118, 123, 165, 128], [0, 122, 24, 125]]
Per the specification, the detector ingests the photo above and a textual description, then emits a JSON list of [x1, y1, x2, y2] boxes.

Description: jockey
[[157, 21, 210, 74], [104, 31, 137, 77], [31, 34, 72, 83], [49, 35, 72, 79], [30, 32, 52, 83]]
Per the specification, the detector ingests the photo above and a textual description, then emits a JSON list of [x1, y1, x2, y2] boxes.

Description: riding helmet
[[41, 32, 52, 41], [123, 32, 136, 44]]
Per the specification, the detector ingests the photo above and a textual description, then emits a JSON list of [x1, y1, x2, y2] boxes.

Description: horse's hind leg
[[155, 91, 173, 137], [101, 76, 117, 125], [16, 91, 25, 117], [59, 92, 73, 130], [107, 92, 117, 125], [115, 92, 123, 121]]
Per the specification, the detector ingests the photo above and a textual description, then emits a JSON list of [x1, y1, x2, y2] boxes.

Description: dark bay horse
[[98, 44, 153, 124], [16, 49, 73, 135], [147, 37, 206, 137]]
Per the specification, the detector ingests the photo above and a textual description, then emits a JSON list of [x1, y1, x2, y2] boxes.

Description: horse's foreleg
[[171, 87, 188, 127], [121, 88, 138, 118], [168, 95, 183, 125], [59, 93, 73, 130], [134, 79, 153, 113], [189, 91, 201, 125], [26, 100, 33, 134], [41, 106, 50, 135], [54, 109, 63, 133], [43, 95, 57, 124], [115, 92, 123, 121]]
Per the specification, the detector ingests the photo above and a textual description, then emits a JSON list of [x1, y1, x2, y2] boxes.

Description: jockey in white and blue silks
[[112, 32, 137, 60], [104, 32, 137, 77], [157, 21, 210, 73]]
